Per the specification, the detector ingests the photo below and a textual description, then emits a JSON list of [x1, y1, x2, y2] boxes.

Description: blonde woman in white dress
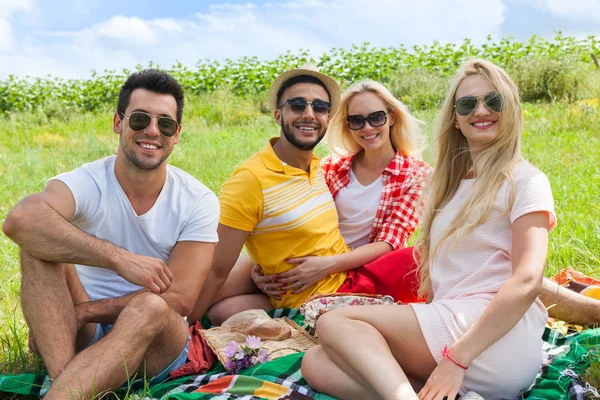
[[301, 59, 556, 400]]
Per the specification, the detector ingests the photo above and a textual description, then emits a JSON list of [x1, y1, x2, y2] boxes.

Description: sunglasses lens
[[367, 111, 387, 127], [128, 112, 152, 130], [347, 115, 365, 130], [288, 99, 308, 113], [312, 100, 330, 115], [455, 97, 478, 116], [157, 118, 178, 137], [484, 93, 503, 112]]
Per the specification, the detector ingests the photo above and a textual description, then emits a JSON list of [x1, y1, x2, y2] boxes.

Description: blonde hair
[[327, 80, 422, 158], [415, 59, 523, 298]]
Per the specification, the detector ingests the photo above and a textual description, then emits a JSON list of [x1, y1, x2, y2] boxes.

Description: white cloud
[[0, 19, 13, 50], [0, 0, 34, 18], [0, 0, 35, 51], [535, 0, 600, 20], [2, 0, 572, 80], [95, 16, 159, 45]]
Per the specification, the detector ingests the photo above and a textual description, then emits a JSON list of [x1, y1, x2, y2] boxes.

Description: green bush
[[389, 68, 448, 110], [1, 33, 598, 116], [509, 57, 595, 102]]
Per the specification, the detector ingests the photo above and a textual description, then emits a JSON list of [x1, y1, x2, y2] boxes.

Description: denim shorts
[[89, 323, 190, 388]]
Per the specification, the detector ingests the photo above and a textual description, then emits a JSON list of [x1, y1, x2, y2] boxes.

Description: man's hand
[[114, 252, 173, 294], [75, 302, 90, 331]]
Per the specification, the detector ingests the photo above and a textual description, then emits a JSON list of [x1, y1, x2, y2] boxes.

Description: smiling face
[[454, 74, 501, 153], [274, 82, 330, 151], [113, 88, 181, 171], [346, 92, 395, 153]]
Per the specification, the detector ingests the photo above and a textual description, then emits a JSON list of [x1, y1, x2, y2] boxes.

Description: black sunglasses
[[120, 111, 179, 137], [346, 110, 388, 130], [454, 93, 503, 116], [277, 98, 331, 115]]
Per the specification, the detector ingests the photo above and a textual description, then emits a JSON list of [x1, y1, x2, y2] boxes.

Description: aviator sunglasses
[[454, 92, 503, 116], [277, 98, 331, 115], [120, 111, 179, 137], [346, 110, 387, 130]]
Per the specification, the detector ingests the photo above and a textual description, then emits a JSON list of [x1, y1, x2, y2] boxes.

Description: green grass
[[0, 92, 599, 390]]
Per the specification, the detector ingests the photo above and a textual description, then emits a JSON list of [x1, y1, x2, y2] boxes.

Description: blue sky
[[1, 0, 599, 79]]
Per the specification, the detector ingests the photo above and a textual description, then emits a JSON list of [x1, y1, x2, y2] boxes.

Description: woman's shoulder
[[320, 153, 353, 171], [512, 160, 550, 185], [396, 153, 433, 179]]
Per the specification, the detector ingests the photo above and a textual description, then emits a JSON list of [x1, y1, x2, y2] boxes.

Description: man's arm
[[187, 224, 250, 323], [77, 240, 217, 324], [2, 180, 172, 293]]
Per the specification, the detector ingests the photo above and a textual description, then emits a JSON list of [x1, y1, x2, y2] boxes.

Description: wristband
[[442, 345, 468, 370]]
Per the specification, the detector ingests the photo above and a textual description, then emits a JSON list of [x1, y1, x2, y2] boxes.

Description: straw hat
[[267, 63, 340, 115]]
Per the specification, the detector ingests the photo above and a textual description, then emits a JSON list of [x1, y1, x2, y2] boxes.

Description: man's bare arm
[[76, 240, 217, 325], [2, 180, 172, 293], [187, 224, 250, 323]]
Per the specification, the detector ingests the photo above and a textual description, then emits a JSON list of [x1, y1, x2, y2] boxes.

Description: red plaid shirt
[[321, 152, 432, 250]]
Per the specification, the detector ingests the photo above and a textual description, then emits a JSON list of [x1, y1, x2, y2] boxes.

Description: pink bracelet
[[442, 345, 468, 370]]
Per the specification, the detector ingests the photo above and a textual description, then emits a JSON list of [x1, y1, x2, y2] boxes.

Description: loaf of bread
[[222, 309, 292, 341]]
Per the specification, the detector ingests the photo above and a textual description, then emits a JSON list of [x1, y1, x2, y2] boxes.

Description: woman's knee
[[314, 311, 346, 342], [207, 295, 266, 325]]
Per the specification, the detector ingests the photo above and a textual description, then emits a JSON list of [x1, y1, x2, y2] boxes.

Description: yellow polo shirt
[[219, 138, 349, 309]]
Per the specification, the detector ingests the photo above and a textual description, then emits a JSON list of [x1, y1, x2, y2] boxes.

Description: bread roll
[[222, 309, 292, 341]]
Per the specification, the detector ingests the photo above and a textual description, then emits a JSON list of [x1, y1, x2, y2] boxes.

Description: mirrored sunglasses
[[454, 93, 503, 116]]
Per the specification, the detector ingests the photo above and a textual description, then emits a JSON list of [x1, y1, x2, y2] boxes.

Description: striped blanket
[[1, 309, 598, 399]]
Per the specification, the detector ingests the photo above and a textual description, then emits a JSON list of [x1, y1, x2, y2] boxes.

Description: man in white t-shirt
[[3, 69, 219, 399]]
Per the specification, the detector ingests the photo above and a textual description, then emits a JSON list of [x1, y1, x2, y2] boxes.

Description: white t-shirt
[[50, 155, 220, 301], [335, 169, 383, 249]]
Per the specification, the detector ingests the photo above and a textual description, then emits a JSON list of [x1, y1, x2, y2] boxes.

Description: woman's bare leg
[[302, 304, 437, 400], [207, 294, 273, 325], [302, 346, 379, 400]]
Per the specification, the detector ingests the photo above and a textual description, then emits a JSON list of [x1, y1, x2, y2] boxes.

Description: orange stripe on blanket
[[197, 375, 298, 399], [196, 375, 236, 394]]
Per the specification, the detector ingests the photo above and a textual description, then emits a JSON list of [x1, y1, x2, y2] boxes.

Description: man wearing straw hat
[[189, 64, 349, 323]]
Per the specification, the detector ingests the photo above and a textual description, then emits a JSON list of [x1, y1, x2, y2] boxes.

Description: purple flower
[[234, 350, 245, 360], [257, 348, 269, 363], [224, 341, 240, 358], [246, 335, 261, 350]]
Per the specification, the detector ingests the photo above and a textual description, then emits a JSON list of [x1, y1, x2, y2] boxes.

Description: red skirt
[[336, 246, 424, 304]]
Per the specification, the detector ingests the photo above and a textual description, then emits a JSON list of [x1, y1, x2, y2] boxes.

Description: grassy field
[[0, 91, 599, 387]]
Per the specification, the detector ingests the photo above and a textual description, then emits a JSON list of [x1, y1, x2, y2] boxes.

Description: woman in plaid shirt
[[254, 80, 432, 303]]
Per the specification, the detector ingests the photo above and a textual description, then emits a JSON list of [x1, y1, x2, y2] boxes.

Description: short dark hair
[[276, 75, 330, 108], [117, 69, 185, 124]]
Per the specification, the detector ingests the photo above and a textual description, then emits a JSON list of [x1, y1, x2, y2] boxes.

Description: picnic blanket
[[518, 327, 600, 400], [1, 308, 598, 399]]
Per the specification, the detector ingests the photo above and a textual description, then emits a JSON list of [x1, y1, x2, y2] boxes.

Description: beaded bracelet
[[442, 345, 468, 370]]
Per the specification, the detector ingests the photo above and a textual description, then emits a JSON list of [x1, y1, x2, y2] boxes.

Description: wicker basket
[[200, 317, 318, 368]]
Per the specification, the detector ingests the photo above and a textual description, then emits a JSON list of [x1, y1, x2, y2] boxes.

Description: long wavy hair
[[415, 59, 523, 298], [327, 80, 422, 158]]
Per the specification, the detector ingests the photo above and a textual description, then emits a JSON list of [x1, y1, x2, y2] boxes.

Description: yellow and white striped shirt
[[219, 138, 348, 309]]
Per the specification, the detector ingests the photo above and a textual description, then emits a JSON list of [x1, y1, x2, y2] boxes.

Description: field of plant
[[1, 32, 599, 115], [0, 33, 599, 395]]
